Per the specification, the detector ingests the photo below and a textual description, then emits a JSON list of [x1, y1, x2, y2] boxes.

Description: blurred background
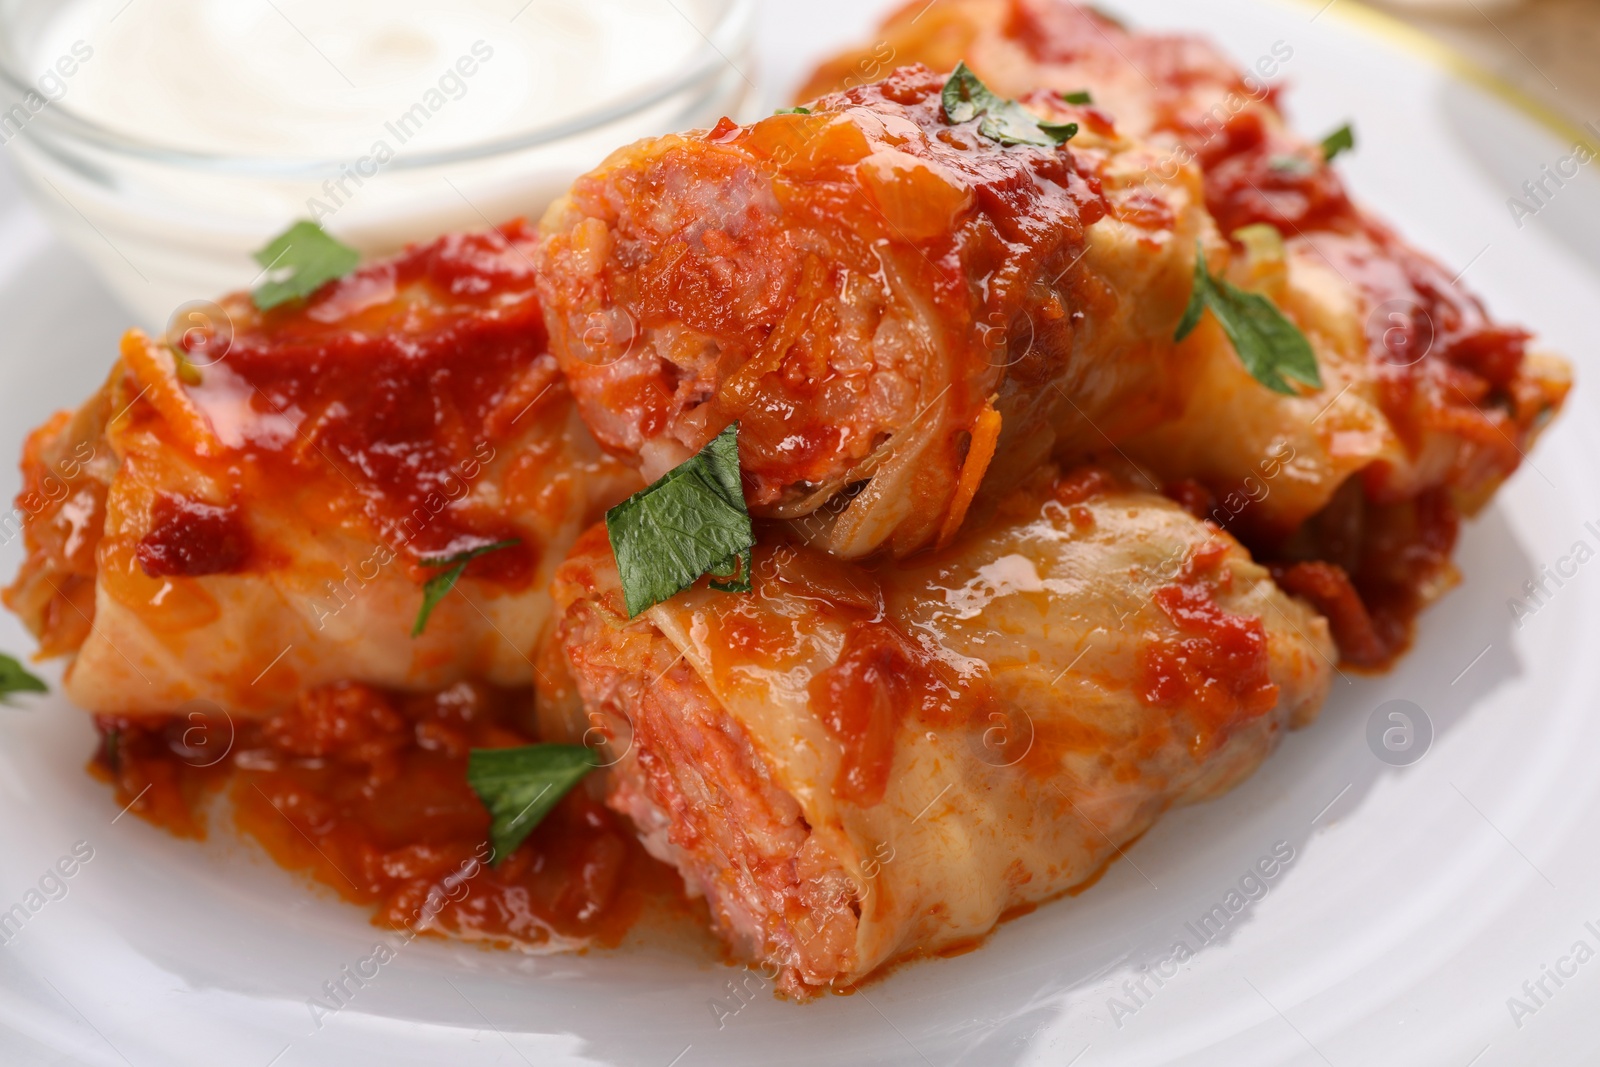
[[1377, 0, 1599, 124]]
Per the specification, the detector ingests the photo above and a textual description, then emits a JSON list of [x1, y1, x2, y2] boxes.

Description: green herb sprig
[[1321, 123, 1355, 162], [0, 653, 46, 704], [411, 539, 521, 637], [1175, 245, 1322, 396], [605, 423, 755, 619], [467, 745, 595, 865], [251, 221, 361, 311], [942, 63, 1079, 148]]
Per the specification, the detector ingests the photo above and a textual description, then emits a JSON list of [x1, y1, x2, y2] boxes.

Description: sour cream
[[6, 0, 752, 325], [31, 0, 711, 157]]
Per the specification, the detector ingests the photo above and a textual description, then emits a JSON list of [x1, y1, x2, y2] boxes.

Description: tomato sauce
[[1198, 115, 1352, 236], [1051, 464, 1117, 506], [1270, 561, 1386, 668], [1139, 541, 1278, 756], [1253, 464, 1463, 669], [91, 680, 684, 948], [135, 493, 252, 577], [810, 622, 926, 806], [721, 536, 989, 807], [173, 221, 551, 577]]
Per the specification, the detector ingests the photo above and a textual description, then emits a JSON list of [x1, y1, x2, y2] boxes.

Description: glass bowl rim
[[0, 0, 754, 178]]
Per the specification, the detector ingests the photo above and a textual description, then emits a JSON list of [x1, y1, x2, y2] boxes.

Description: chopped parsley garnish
[[774, 106, 811, 115], [0, 653, 46, 704], [1062, 90, 1093, 105], [411, 539, 521, 638], [605, 423, 754, 619], [467, 745, 595, 865], [942, 62, 1078, 148], [251, 221, 360, 311], [1321, 123, 1355, 162], [1175, 245, 1322, 396], [1269, 154, 1313, 175]]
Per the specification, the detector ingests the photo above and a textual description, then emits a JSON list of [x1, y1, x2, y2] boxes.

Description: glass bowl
[[0, 0, 756, 327]]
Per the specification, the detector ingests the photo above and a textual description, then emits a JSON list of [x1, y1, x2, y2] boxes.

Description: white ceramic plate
[[3, 1, 1599, 1063]]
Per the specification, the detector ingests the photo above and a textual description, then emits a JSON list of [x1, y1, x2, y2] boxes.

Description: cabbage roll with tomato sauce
[[553, 466, 1333, 995], [4, 222, 640, 717], [536, 64, 1208, 559], [800, 0, 1571, 663]]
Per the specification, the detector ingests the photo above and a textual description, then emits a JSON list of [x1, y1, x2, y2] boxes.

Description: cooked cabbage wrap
[[4, 223, 639, 716], [537, 64, 1207, 559], [553, 467, 1334, 994]]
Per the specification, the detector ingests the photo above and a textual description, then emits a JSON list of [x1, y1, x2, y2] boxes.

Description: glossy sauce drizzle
[[135, 493, 251, 578], [175, 221, 555, 574]]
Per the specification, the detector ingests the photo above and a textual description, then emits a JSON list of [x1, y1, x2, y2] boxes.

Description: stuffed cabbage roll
[[553, 467, 1334, 995], [536, 65, 1207, 559], [802, 0, 1571, 661], [4, 223, 639, 717]]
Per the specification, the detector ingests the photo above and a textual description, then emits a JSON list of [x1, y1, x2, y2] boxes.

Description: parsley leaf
[[1321, 123, 1355, 162], [606, 423, 754, 618], [411, 539, 521, 638], [0, 653, 46, 703], [942, 63, 1079, 148], [706, 548, 753, 594], [774, 106, 811, 115], [1062, 90, 1093, 105], [467, 745, 595, 865], [1175, 245, 1322, 396], [251, 221, 360, 311]]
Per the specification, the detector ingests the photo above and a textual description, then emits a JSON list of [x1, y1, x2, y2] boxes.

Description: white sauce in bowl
[[30, 0, 707, 158], [6, 0, 752, 325]]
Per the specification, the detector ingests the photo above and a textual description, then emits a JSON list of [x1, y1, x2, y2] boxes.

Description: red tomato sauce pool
[[91, 679, 686, 948]]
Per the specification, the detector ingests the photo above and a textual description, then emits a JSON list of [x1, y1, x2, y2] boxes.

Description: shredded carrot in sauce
[[119, 330, 224, 457], [936, 397, 1002, 548]]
